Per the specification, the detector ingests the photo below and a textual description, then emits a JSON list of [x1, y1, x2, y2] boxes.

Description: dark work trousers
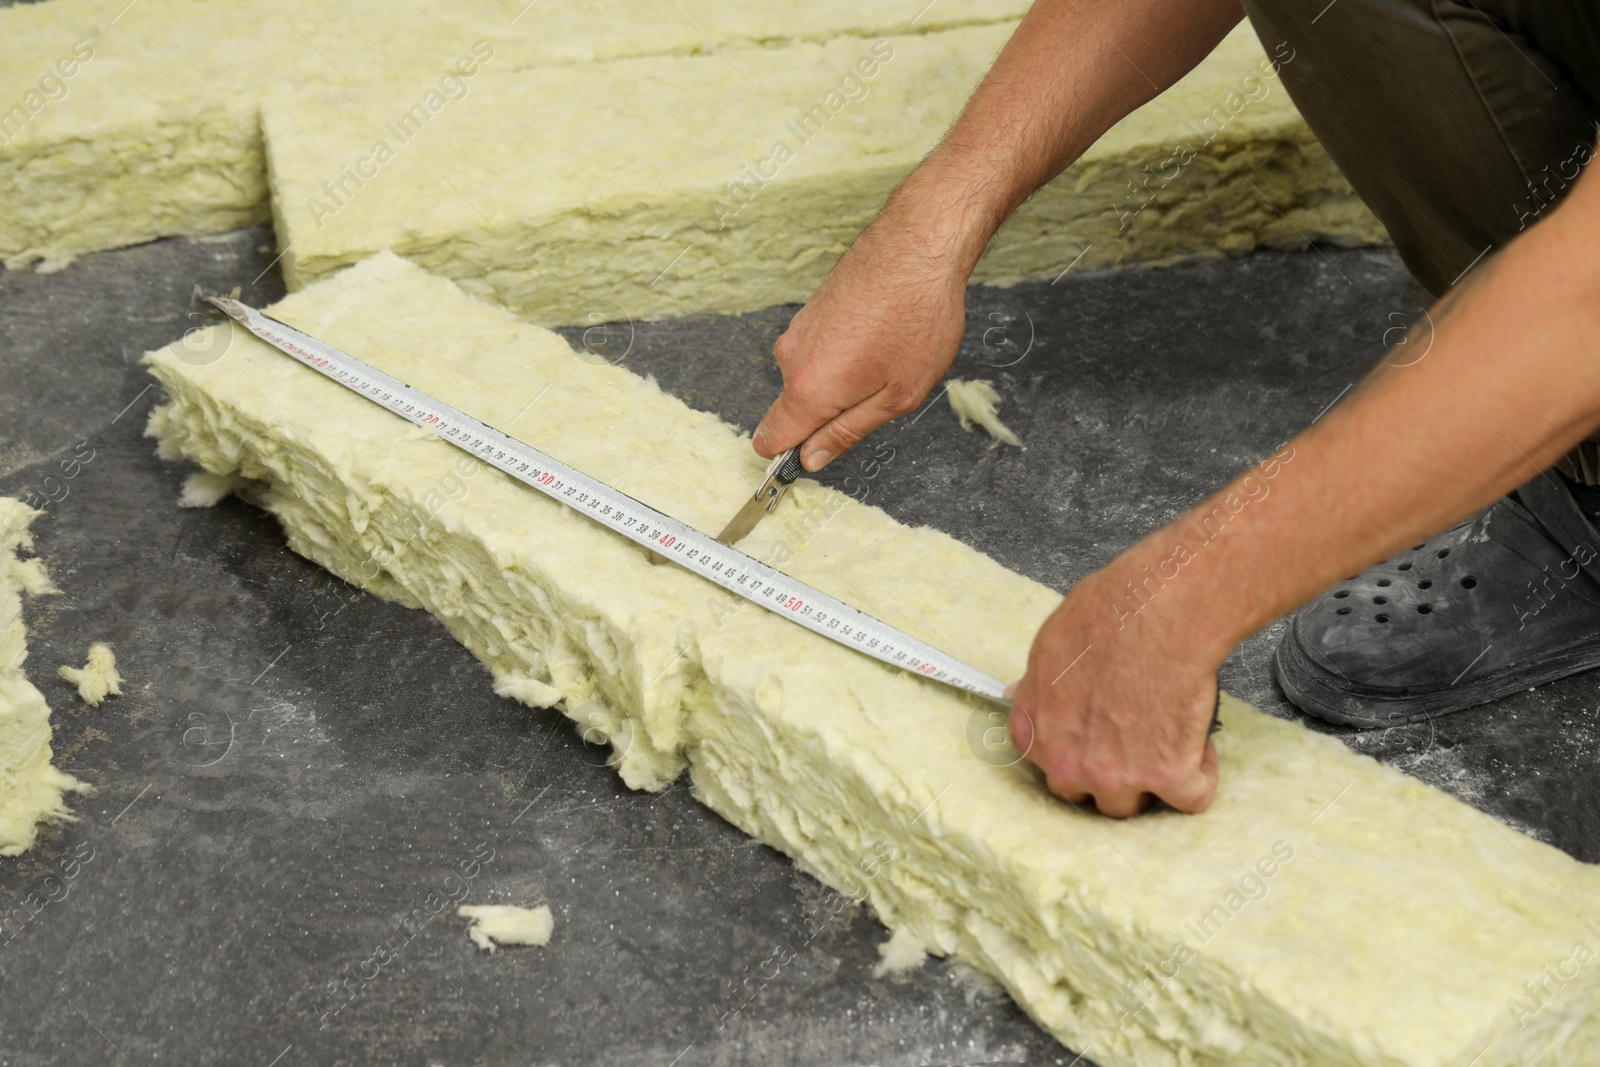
[[1241, 0, 1600, 477]]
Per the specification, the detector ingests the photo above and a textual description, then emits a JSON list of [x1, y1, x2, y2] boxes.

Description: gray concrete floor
[[1, 228, 1595, 1067]]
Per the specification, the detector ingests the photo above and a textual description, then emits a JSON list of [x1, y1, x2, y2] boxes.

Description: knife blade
[[715, 447, 804, 545]]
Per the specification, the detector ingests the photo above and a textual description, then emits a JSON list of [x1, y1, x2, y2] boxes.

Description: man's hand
[[752, 221, 967, 470], [1003, 160, 1600, 817], [1007, 564, 1221, 818], [750, 0, 1245, 470]]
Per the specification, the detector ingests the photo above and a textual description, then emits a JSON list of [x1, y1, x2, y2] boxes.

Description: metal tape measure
[[204, 297, 1010, 705]]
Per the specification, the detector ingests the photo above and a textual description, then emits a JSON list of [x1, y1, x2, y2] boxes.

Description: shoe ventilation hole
[[1398, 562, 1412, 571], [1417, 604, 1432, 615], [1336, 607, 1351, 615], [1377, 579, 1391, 587], [1437, 548, 1450, 558], [1375, 613, 1390, 623], [1412, 543, 1425, 551], [1461, 576, 1477, 589], [1418, 579, 1432, 590], [1333, 590, 1349, 599], [1373, 596, 1389, 605]]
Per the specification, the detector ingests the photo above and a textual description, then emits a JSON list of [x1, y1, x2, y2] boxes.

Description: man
[[750, 0, 1600, 817]]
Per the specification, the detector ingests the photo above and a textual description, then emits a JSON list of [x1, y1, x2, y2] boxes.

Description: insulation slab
[[263, 23, 1384, 326], [0, 499, 88, 855], [0, 0, 1029, 269], [145, 253, 1597, 1066]]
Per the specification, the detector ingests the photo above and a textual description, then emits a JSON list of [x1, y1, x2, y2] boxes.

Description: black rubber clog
[[1273, 473, 1600, 726]]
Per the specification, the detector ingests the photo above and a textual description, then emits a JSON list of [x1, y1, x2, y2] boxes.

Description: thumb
[[1159, 740, 1219, 815]]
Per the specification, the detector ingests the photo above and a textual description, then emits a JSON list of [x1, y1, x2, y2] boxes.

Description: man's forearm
[[888, 0, 1245, 275], [1116, 165, 1600, 663]]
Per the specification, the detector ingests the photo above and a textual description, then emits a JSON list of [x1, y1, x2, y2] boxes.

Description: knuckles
[[772, 330, 800, 369], [1138, 760, 1190, 796], [1078, 757, 1135, 799], [1035, 746, 1192, 808], [877, 383, 921, 418]]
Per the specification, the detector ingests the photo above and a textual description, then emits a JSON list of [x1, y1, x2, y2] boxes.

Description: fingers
[[763, 385, 917, 470], [1045, 778, 1092, 807], [1040, 743, 1217, 818], [801, 387, 916, 469], [752, 250, 962, 463], [1082, 787, 1154, 820], [1041, 759, 1157, 819], [1004, 568, 1225, 819], [753, 383, 841, 460], [1009, 682, 1218, 818], [1043, 765, 1211, 819]]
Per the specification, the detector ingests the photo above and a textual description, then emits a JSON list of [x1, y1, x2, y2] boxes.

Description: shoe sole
[[1272, 628, 1600, 727]]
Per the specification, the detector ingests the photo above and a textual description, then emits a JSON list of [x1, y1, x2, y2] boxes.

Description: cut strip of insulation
[[0, 0, 1031, 269], [262, 23, 1384, 326], [0, 498, 90, 855], [143, 254, 1596, 1066]]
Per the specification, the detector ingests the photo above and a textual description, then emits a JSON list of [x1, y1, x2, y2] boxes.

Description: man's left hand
[[1007, 562, 1222, 818]]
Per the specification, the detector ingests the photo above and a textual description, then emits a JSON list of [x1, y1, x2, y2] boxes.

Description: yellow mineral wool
[[144, 253, 1594, 1065], [0, 0, 1031, 269], [262, 22, 1382, 326], [457, 904, 555, 952], [946, 379, 1022, 448], [58, 642, 122, 707], [0, 498, 90, 856]]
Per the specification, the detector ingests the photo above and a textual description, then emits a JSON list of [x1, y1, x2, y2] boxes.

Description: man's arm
[[751, 0, 1245, 469], [1008, 163, 1600, 816]]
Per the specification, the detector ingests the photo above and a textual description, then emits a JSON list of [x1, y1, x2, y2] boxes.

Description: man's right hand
[[749, 0, 1245, 473], [751, 217, 969, 471]]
